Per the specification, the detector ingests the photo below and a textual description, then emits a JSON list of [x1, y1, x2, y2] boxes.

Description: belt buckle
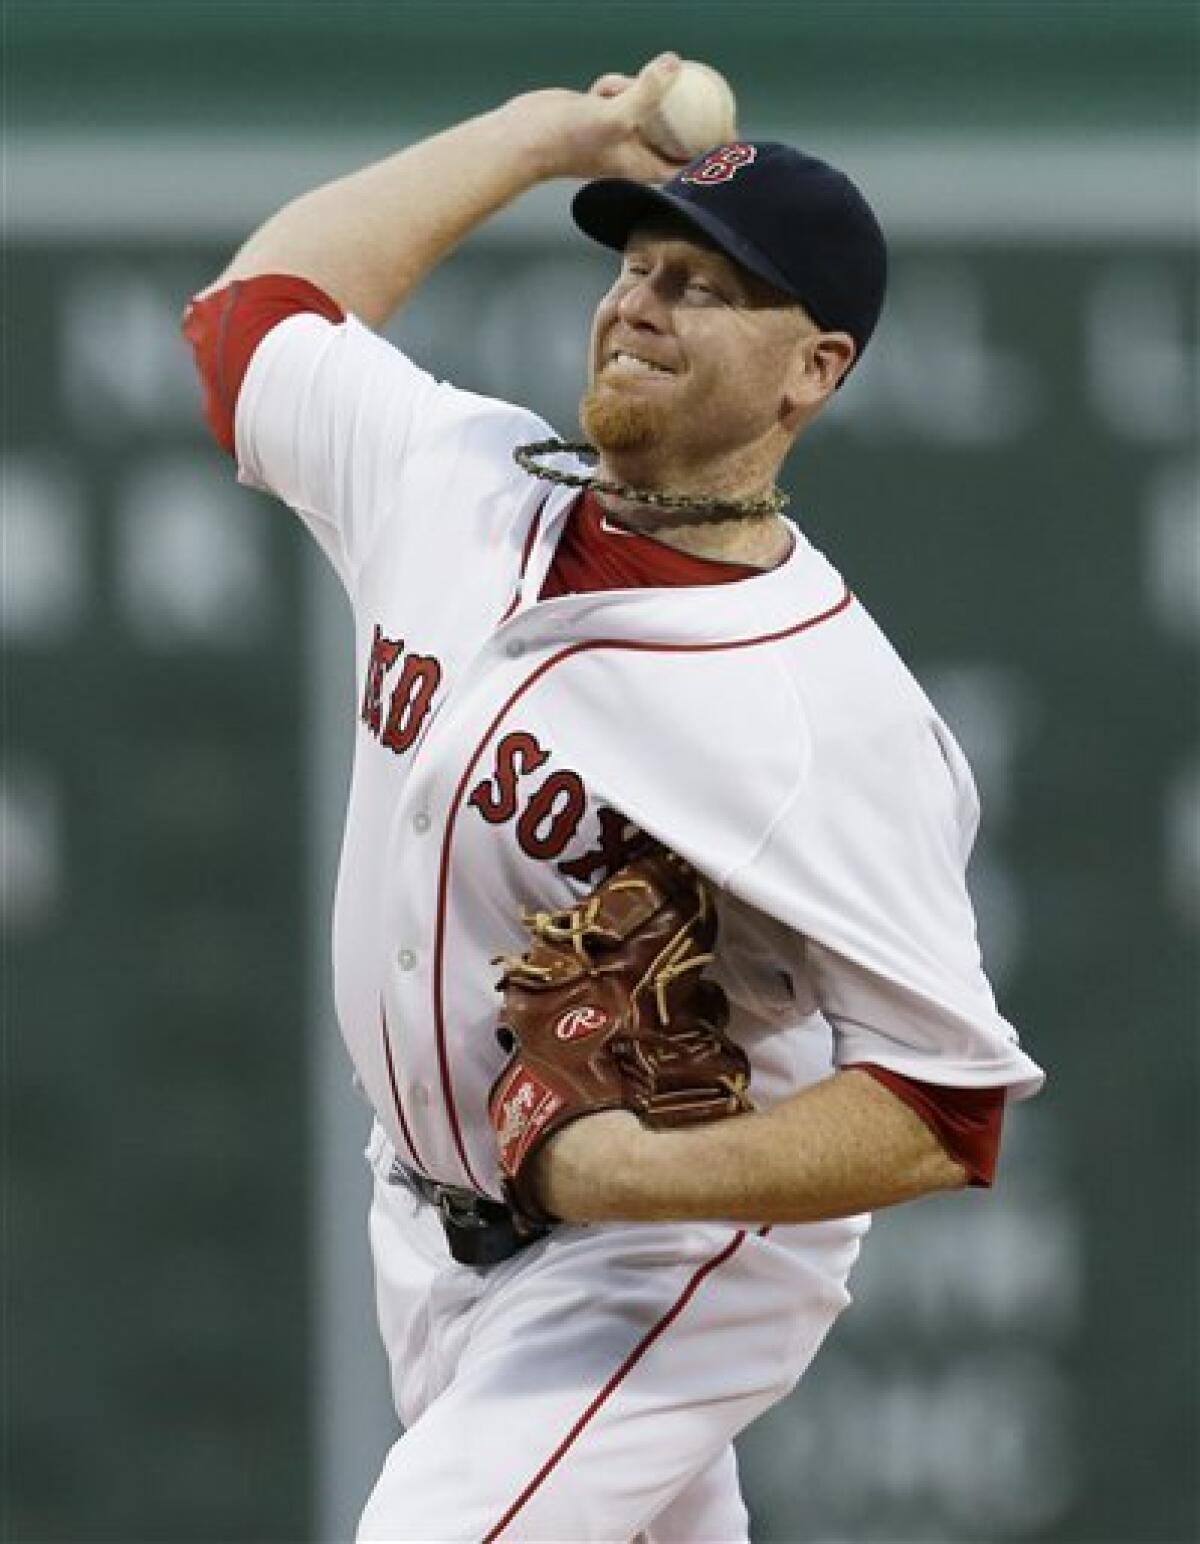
[[436, 1186, 536, 1267], [436, 1187, 491, 1232]]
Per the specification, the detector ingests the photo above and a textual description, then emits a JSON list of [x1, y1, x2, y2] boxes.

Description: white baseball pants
[[357, 1136, 865, 1543]]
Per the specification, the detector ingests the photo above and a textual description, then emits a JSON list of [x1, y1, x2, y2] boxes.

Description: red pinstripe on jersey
[[379, 999, 428, 1175], [496, 497, 550, 626]]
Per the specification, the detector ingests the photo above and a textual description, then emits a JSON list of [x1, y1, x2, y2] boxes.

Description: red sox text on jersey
[[361, 621, 642, 883]]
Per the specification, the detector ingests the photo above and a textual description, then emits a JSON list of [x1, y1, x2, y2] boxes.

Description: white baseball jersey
[[233, 308, 1043, 1200], [226, 302, 1045, 1543]]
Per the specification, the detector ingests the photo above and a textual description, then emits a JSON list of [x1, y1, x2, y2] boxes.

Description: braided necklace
[[513, 439, 789, 523]]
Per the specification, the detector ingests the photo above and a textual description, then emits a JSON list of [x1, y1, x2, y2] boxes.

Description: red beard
[[579, 384, 669, 453]]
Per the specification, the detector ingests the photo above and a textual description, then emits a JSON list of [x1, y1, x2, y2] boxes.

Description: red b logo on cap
[[682, 143, 757, 186]]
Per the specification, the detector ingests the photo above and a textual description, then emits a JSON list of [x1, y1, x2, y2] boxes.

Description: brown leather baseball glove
[[487, 845, 752, 1227]]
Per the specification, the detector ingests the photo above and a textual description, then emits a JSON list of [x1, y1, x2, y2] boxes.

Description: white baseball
[[641, 60, 738, 161]]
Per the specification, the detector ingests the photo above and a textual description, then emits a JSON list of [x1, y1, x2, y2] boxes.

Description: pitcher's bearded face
[[581, 220, 812, 477]]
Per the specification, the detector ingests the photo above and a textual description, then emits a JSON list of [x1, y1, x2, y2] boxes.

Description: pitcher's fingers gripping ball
[[487, 845, 752, 1230], [639, 59, 737, 160], [588, 58, 738, 162]]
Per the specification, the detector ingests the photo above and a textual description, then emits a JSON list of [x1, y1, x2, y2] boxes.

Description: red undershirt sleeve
[[847, 1062, 1006, 1187], [181, 273, 346, 455]]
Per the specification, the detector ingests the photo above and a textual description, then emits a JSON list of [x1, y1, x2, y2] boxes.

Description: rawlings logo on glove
[[487, 845, 752, 1227]]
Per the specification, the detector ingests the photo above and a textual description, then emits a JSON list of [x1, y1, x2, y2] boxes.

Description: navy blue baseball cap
[[572, 141, 888, 357]]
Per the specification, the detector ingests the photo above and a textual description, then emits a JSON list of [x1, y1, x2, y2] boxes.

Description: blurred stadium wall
[[5, 3, 1196, 1542]]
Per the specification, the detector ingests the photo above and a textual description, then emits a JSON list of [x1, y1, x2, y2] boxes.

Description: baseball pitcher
[[184, 53, 1044, 1543]]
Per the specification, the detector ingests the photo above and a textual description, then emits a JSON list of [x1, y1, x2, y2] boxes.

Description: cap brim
[[571, 178, 799, 302]]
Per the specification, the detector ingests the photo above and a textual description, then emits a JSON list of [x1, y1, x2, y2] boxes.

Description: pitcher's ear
[[782, 330, 856, 428]]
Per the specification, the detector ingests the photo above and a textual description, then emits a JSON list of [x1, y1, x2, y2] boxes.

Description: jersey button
[[413, 1084, 430, 1107], [412, 811, 431, 834], [397, 948, 418, 972], [505, 639, 526, 659]]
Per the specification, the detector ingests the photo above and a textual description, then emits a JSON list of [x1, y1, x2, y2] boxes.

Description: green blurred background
[[5, 2, 1197, 1541]]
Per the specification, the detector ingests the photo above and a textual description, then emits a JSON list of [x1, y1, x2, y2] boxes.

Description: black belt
[[389, 1158, 547, 1267]]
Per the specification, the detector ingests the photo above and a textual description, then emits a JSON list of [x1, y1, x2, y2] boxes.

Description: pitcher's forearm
[[535, 1070, 969, 1225], [203, 55, 686, 326], [206, 106, 546, 325]]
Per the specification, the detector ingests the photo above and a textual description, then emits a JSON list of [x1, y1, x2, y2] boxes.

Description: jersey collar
[[509, 489, 848, 650]]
